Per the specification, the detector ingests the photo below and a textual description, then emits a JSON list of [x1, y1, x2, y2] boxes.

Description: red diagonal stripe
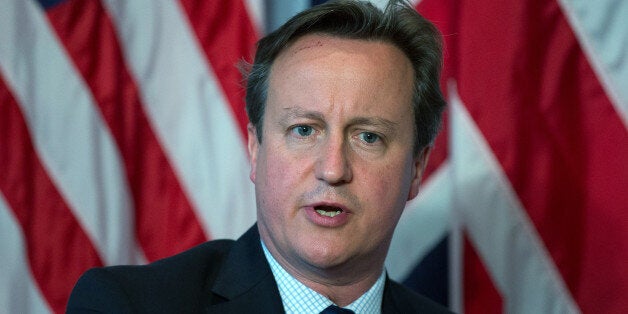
[[0, 75, 103, 314], [464, 235, 503, 314], [411, 1, 452, 182], [422, 113, 448, 181], [178, 0, 257, 139], [421, 0, 628, 312], [45, 0, 208, 260]]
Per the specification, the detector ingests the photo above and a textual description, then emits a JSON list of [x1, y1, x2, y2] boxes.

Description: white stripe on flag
[[558, 0, 628, 128], [264, 0, 309, 33], [449, 84, 581, 314], [366, 0, 390, 10], [245, 0, 265, 34], [103, 0, 256, 239], [0, 193, 51, 313], [386, 162, 452, 281], [0, 0, 139, 266]]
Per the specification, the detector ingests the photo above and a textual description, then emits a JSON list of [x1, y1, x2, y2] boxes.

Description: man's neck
[[290, 268, 382, 307], [262, 240, 386, 306]]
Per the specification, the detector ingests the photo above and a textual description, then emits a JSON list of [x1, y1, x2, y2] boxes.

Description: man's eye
[[359, 132, 379, 144], [292, 125, 313, 137]]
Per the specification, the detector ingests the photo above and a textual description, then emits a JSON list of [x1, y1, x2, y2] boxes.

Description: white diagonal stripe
[[0, 0, 139, 266], [103, 0, 256, 239], [449, 83, 581, 314], [386, 162, 452, 281], [0, 193, 50, 313], [558, 0, 628, 129]]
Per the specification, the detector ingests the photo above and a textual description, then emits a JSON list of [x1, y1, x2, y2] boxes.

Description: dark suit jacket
[[67, 225, 452, 313]]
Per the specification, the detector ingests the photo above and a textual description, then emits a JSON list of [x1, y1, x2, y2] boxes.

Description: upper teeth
[[316, 209, 341, 217]]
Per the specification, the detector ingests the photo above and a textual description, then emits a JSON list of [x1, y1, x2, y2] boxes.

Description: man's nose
[[314, 136, 353, 185]]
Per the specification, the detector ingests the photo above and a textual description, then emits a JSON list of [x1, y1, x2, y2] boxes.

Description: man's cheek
[[264, 157, 292, 191]]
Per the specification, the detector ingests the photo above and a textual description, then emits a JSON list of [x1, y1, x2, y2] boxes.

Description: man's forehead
[[277, 34, 405, 64], [272, 34, 413, 84], [290, 36, 326, 54]]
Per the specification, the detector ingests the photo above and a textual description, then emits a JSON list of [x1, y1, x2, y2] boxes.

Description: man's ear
[[247, 123, 259, 183], [407, 146, 432, 201]]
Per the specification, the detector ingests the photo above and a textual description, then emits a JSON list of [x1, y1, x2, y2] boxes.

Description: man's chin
[[299, 246, 361, 274], [305, 254, 347, 270]]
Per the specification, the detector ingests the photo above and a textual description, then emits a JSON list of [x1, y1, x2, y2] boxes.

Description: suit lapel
[[382, 276, 399, 314], [204, 225, 285, 313]]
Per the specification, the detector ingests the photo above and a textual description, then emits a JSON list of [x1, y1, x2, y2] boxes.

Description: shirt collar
[[261, 240, 385, 314]]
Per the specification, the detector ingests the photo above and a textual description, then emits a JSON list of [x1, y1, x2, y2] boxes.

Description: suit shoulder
[[108, 238, 235, 283], [68, 239, 236, 313], [385, 280, 454, 314], [67, 267, 134, 313], [150, 238, 235, 271]]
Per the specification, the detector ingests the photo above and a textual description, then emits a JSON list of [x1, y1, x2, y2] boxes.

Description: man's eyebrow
[[280, 107, 325, 122], [348, 117, 399, 134]]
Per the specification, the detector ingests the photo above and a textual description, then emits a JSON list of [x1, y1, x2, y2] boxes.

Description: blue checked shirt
[[261, 241, 385, 314]]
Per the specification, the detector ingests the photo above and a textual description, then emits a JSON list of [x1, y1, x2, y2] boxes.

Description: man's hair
[[245, 0, 445, 153]]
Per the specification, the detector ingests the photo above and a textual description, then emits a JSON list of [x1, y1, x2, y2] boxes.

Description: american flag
[[1, 0, 626, 313]]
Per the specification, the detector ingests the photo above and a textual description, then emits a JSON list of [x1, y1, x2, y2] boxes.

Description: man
[[67, 0, 449, 313]]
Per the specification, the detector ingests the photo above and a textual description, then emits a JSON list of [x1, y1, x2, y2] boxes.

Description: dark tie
[[319, 304, 355, 314]]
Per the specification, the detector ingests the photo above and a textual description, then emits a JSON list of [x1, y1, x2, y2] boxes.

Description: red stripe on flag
[[411, 0, 449, 180], [178, 0, 258, 138], [422, 0, 628, 312], [463, 235, 503, 314], [45, 0, 208, 260], [0, 75, 104, 314], [422, 113, 448, 181]]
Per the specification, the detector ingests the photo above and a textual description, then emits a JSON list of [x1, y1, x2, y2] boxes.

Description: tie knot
[[320, 304, 355, 314]]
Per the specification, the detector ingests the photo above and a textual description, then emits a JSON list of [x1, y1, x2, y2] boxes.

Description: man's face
[[248, 34, 429, 278]]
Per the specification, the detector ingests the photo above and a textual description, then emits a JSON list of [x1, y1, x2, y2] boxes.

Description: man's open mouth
[[314, 205, 343, 218]]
